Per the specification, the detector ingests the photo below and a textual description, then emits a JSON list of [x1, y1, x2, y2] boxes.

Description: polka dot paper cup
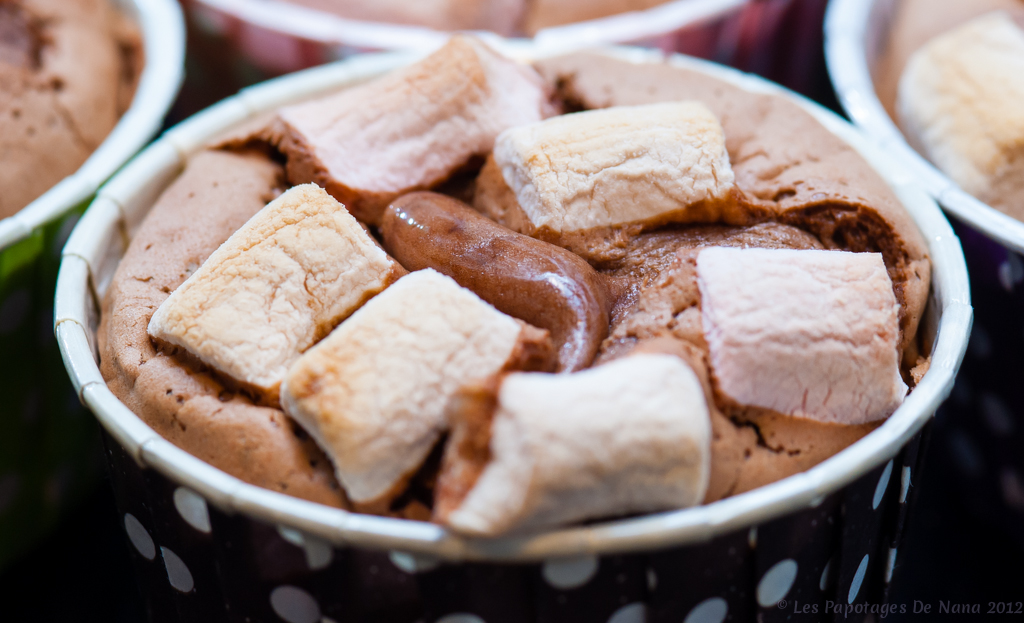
[[179, 0, 833, 108], [56, 48, 970, 623], [0, 0, 185, 570], [826, 0, 1024, 550]]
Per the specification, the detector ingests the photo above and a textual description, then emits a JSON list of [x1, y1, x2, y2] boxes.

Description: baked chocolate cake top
[[99, 46, 933, 532]]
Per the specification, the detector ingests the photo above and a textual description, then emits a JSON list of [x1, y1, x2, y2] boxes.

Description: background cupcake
[[0, 0, 185, 571], [826, 0, 1024, 552], [0, 0, 141, 220], [176, 0, 837, 116]]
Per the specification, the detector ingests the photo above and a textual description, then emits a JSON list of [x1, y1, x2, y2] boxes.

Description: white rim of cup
[[0, 0, 186, 251], [192, 0, 747, 55], [55, 46, 972, 562], [824, 0, 1024, 255]]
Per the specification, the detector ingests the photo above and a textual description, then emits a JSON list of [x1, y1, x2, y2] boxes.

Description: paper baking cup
[[826, 0, 1024, 550], [57, 48, 970, 623], [0, 0, 185, 570], [180, 0, 831, 101]]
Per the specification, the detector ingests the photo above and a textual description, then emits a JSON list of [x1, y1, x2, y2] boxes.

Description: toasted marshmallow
[[435, 354, 711, 536], [275, 35, 553, 225], [476, 102, 735, 253], [280, 269, 553, 508], [697, 247, 906, 425], [148, 184, 402, 398], [897, 12, 1024, 208]]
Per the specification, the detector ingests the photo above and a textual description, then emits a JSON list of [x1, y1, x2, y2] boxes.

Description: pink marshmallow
[[697, 247, 907, 425]]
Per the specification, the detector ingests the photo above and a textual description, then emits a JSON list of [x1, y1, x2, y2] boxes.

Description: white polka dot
[[646, 568, 657, 592], [998, 254, 1024, 292], [278, 525, 305, 547], [1000, 468, 1024, 512], [303, 536, 333, 570], [436, 615, 485, 623], [873, 460, 893, 510], [848, 554, 869, 603], [277, 526, 335, 570], [980, 393, 1015, 437], [161, 546, 194, 593], [819, 558, 832, 591], [607, 602, 646, 623], [0, 289, 30, 334], [124, 513, 156, 560], [885, 548, 897, 584], [748, 526, 757, 549], [542, 555, 599, 590], [757, 559, 798, 607], [271, 586, 321, 623], [900, 466, 911, 504], [174, 487, 211, 534], [683, 597, 728, 623], [389, 550, 440, 574], [0, 473, 20, 514]]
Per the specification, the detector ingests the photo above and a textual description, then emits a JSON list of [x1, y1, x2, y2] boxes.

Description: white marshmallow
[[281, 269, 551, 506], [277, 35, 553, 225], [148, 184, 401, 397], [441, 354, 711, 536], [697, 247, 907, 425], [492, 101, 735, 234], [897, 12, 1024, 203]]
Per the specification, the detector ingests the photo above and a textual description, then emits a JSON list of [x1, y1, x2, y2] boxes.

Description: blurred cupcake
[[178, 0, 835, 116], [0, 0, 142, 219], [278, 0, 678, 35], [828, 0, 1024, 549], [0, 0, 183, 572]]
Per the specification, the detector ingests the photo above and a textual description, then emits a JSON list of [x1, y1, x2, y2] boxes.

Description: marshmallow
[[280, 269, 554, 508], [475, 102, 736, 257], [275, 35, 553, 225], [697, 247, 907, 425], [897, 12, 1024, 210], [435, 354, 711, 536], [148, 184, 402, 398]]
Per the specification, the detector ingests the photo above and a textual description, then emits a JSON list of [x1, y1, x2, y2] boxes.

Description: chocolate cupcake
[[59, 40, 970, 622], [98, 37, 932, 533], [0, 0, 142, 219]]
